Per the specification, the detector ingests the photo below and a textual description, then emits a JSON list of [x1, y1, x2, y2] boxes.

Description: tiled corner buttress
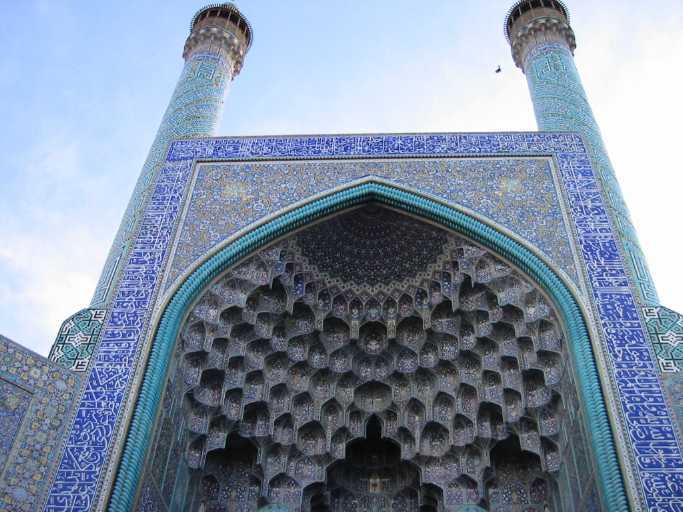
[[48, 308, 106, 372]]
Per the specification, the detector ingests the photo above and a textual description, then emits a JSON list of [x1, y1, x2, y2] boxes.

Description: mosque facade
[[1, 1, 682, 510]]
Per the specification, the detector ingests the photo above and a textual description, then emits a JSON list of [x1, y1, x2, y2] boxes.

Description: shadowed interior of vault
[[141, 205, 599, 511]]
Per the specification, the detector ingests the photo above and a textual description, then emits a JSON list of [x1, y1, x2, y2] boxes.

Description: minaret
[[91, 3, 252, 305], [504, 0, 657, 305]]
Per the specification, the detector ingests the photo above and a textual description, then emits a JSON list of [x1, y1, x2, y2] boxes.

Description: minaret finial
[[184, 3, 253, 76], [504, 0, 575, 70]]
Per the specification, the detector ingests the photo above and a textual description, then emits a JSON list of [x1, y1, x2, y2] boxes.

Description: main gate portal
[[146, 205, 597, 511]]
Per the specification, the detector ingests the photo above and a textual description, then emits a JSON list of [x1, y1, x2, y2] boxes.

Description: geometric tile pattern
[[165, 157, 581, 292], [643, 306, 683, 440], [293, 205, 450, 290], [643, 306, 683, 374], [0, 335, 80, 512], [525, 42, 658, 305], [48, 308, 106, 372], [45, 132, 683, 511], [45, 158, 200, 510], [90, 51, 234, 307]]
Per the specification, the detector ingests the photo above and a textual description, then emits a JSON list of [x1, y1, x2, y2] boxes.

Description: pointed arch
[[109, 181, 627, 510]]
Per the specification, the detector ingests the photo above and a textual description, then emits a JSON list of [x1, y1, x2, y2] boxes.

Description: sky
[[0, 0, 682, 356]]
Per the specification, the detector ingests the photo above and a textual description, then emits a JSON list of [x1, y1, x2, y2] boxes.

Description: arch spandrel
[[161, 154, 584, 299], [118, 183, 626, 511]]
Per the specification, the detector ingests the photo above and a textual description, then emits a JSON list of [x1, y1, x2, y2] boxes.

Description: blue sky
[[1, 0, 682, 355]]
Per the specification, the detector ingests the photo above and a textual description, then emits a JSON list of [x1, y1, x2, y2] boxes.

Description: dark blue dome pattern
[[293, 205, 449, 293]]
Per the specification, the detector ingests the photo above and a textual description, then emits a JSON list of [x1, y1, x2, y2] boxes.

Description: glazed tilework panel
[[48, 308, 106, 371], [91, 51, 234, 307], [643, 306, 683, 435], [0, 378, 31, 473], [551, 148, 683, 510], [136, 476, 166, 512], [524, 43, 658, 305], [45, 133, 683, 511], [643, 307, 683, 374], [164, 157, 581, 293], [0, 335, 80, 512]]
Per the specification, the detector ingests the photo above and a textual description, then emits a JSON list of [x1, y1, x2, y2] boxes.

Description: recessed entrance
[[136, 204, 603, 511]]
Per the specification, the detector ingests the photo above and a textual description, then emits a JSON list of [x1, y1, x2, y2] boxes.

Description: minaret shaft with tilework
[[504, 0, 658, 305], [91, 3, 252, 307]]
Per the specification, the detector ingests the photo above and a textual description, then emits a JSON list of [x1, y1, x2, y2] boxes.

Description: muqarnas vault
[[1, 1, 682, 511]]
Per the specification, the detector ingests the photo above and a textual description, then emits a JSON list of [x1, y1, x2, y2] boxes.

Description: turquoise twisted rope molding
[[109, 182, 628, 511]]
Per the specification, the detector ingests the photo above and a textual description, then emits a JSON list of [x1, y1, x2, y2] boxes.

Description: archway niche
[[145, 205, 598, 511]]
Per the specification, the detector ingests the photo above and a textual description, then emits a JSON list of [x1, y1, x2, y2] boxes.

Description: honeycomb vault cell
[[170, 205, 584, 511]]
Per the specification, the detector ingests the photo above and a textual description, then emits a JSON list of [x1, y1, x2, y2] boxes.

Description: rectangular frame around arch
[[42, 132, 682, 512]]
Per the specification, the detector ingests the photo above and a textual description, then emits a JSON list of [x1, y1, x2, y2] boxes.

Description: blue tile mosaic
[[643, 306, 683, 374], [48, 308, 106, 371], [524, 42, 658, 306], [0, 335, 81, 512], [45, 133, 683, 511], [164, 157, 580, 292]]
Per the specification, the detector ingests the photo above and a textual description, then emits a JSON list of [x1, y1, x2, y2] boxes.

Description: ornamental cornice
[[183, 26, 248, 77], [509, 16, 576, 70]]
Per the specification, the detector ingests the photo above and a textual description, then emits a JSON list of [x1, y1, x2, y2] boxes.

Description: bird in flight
[[495, 65, 502, 73]]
